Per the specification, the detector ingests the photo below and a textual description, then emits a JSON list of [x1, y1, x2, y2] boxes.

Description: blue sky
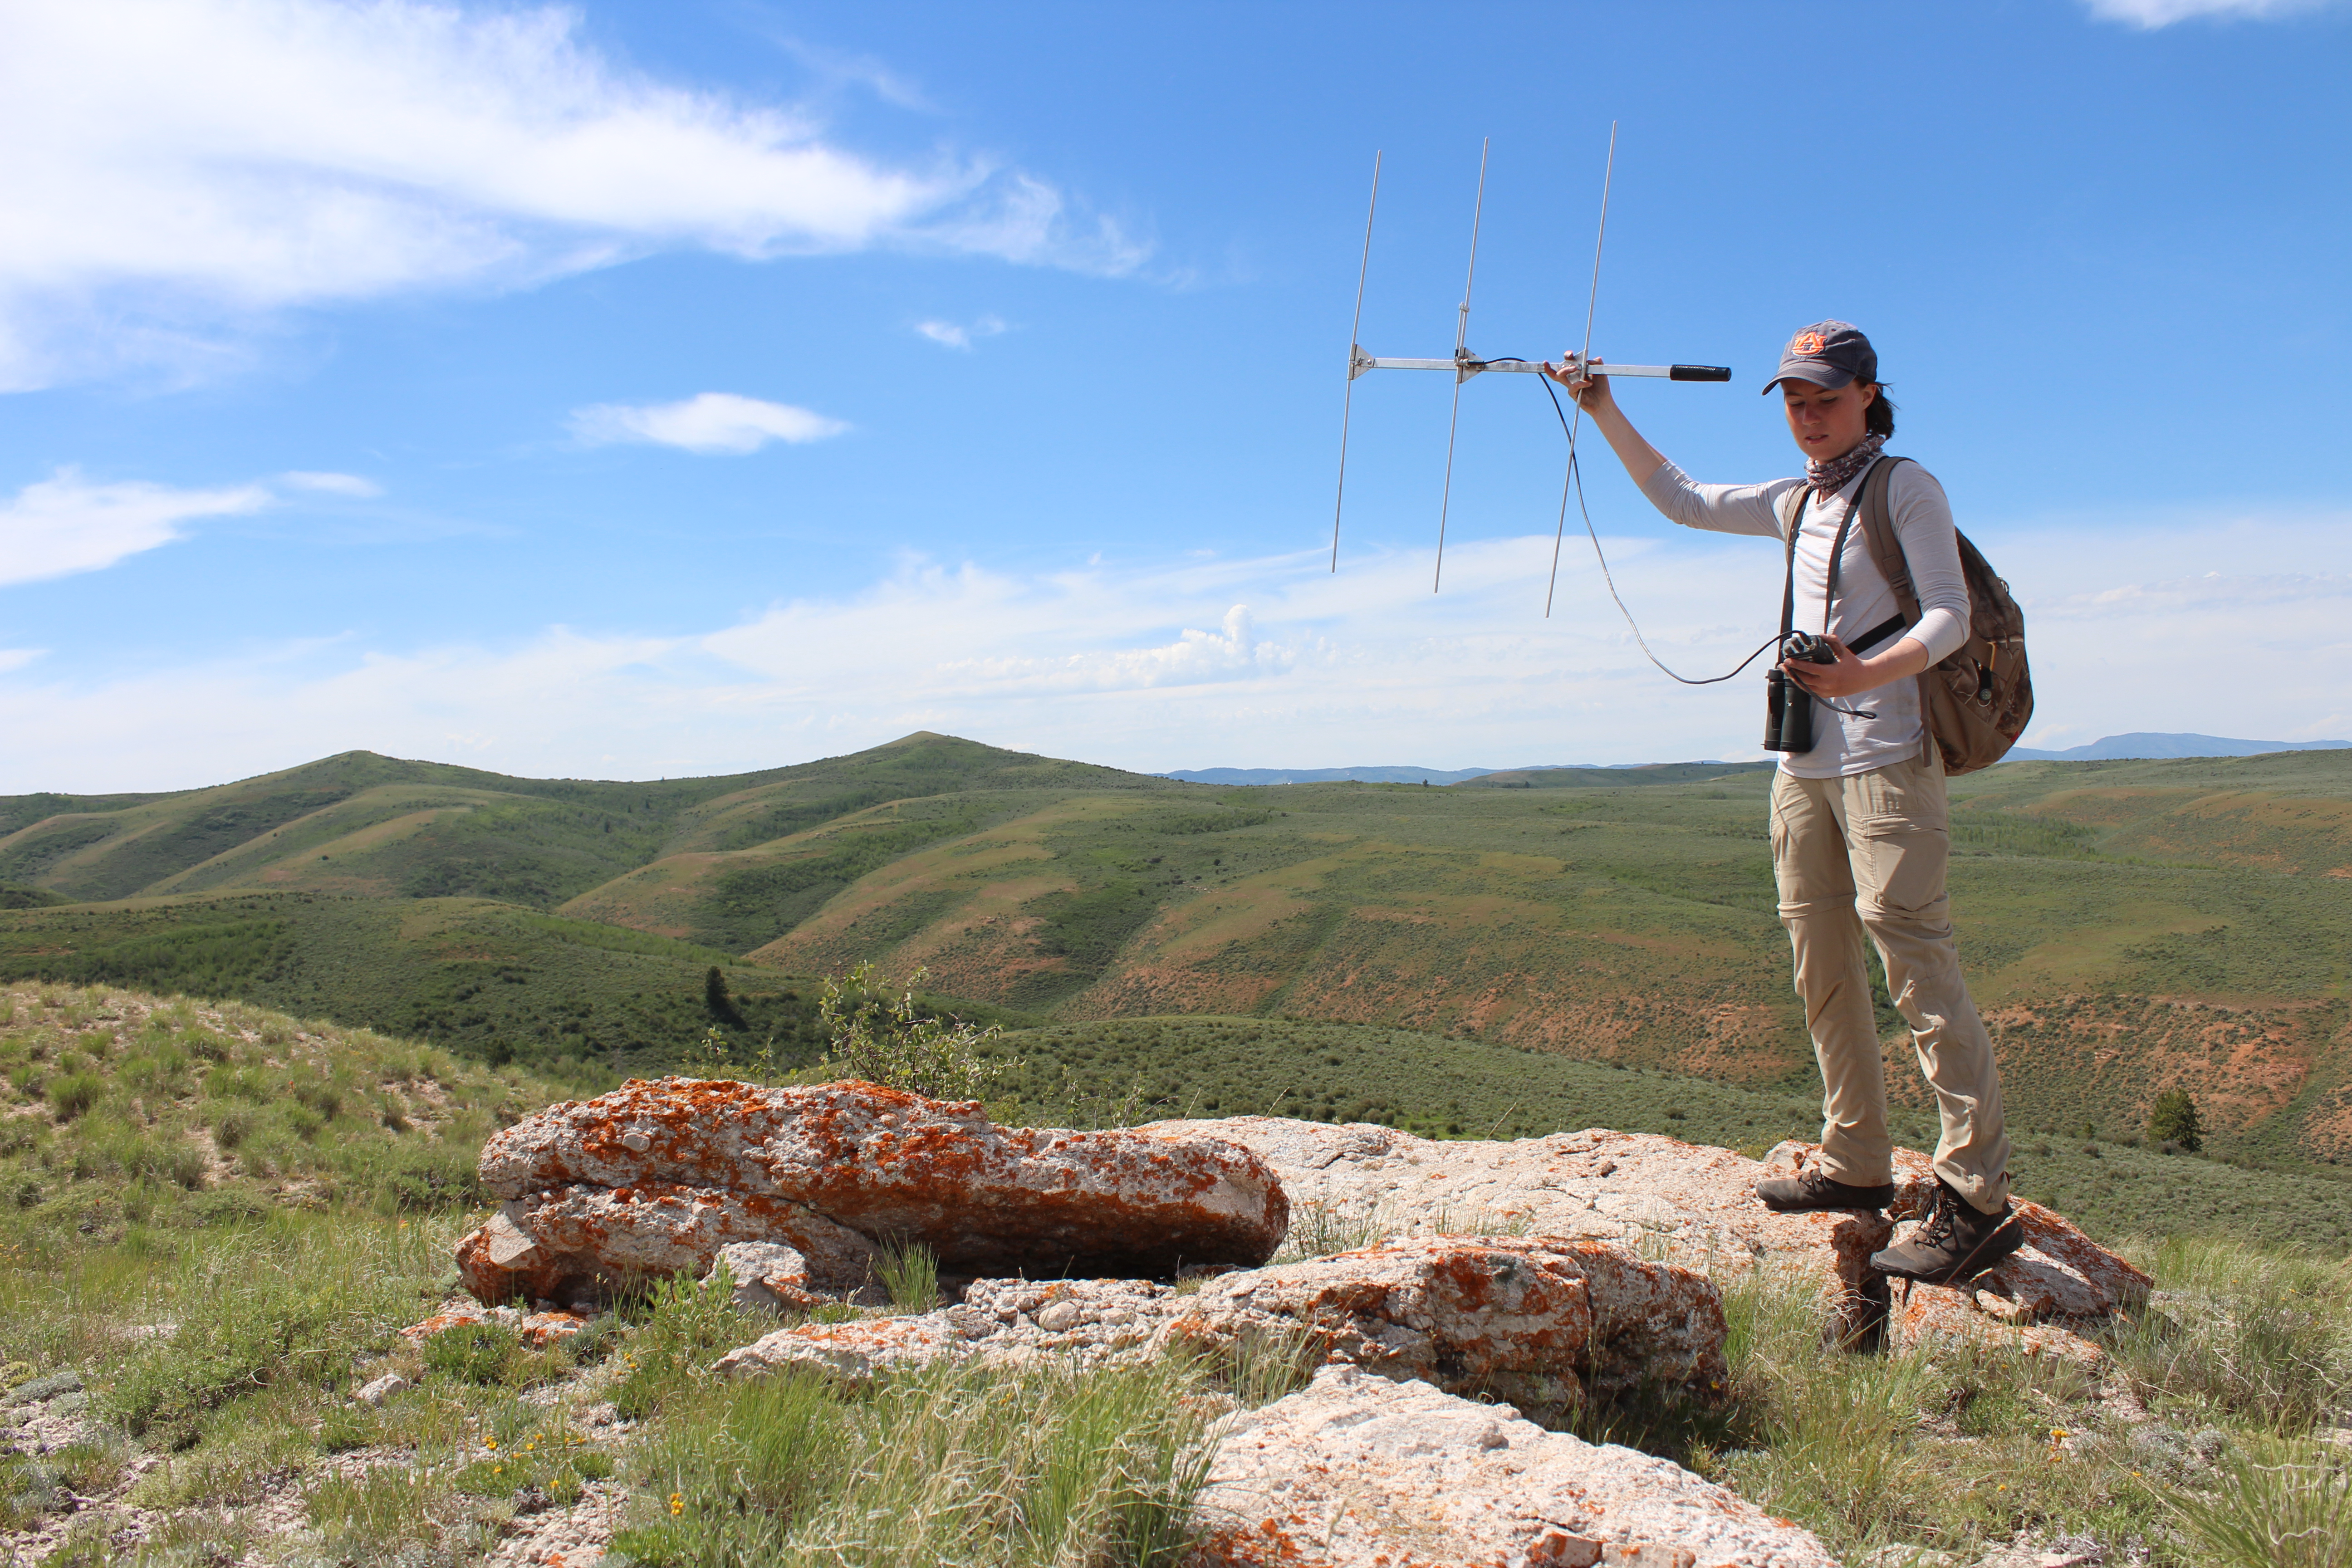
[[2, 0, 2347, 791]]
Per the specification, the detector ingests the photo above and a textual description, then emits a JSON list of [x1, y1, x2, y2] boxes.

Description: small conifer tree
[[2147, 1088, 2203, 1152], [703, 965, 744, 1027]]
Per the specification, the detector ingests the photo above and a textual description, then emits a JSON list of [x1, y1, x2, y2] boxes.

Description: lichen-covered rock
[[715, 1238, 1725, 1420], [462, 1078, 1285, 1296], [1152, 1118, 1893, 1338], [397, 1303, 588, 1349], [1171, 1238, 1724, 1413], [1888, 1147, 2152, 1318], [1887, 1278, 2108, 1368], [711, 1241, 822, 1316], [1872, 1146, 2147, 1361], [1190, 1363, 1837, 1568], [456, 1183, 880, 1305], [713, 1313, 962, 1385]]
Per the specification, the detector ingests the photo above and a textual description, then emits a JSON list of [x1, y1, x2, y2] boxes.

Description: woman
[[1548, 322, 2021, 1284]]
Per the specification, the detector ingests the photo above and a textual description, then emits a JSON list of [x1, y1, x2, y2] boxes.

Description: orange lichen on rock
[[716, 1237, 1725, 1422], [456, 1078, 1289, 1305], [397, 1303, 587, 1348]]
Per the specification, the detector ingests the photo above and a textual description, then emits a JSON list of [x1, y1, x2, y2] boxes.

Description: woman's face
[[1782, 379, 1877, 463]]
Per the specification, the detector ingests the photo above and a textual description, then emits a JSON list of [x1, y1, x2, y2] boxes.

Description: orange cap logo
[[1790, 330, 1826, 356]]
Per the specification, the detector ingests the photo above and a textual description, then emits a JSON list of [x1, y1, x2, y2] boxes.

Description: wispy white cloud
[[0, 469, 272, 587], [0, 0, 1147, 389], [0, 650, 44, 675], [2082, 0, 2336, 25], [279, 470, 383, 497], [1, 511, 2342, 791], [915, 314, 1009, 350], [769, 35, 935, 112], [568, 392, 850, 455]]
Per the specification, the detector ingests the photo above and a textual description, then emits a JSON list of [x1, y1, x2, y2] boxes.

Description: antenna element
[[1433, 137, 1489, 593], [1547, 122, 1616, 618], [1332, 152, 1381, 573]]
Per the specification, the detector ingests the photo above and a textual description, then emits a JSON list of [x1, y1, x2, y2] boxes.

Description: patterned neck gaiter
[[1806, 431, 1887, 496]]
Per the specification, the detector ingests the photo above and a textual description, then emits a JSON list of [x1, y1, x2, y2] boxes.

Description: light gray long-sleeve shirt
[[1637, 457, 1971, 779]]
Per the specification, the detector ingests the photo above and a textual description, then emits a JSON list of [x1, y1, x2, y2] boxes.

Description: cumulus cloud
[[1, 510, 2343, 791], [915, 314, 1009, 350], [0, 469, 272, 587], [2083, 0, 2336, 24], [0, 0, 1147, 388], [568, 392, 850, 455], [279, 470, 383, 497]]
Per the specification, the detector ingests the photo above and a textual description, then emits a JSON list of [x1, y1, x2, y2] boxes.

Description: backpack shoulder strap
[[1776, 483, 1812, 640], [1855, 455, 1920, 622]]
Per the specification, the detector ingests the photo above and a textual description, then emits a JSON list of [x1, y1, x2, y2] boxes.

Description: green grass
[[1584, 1233, 2352, 1565], [0, 985, 564, 1252], [614, 1356, 1212, 1567]]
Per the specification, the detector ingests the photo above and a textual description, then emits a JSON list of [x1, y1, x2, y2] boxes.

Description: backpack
[[1786, 457, 2034, 776]]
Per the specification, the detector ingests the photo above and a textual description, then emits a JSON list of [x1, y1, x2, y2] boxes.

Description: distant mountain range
[[1159, 765, 1512, 785], [1158, 763, 1734, 786], [2005, 733, 2351, 763], [1166, 735, 2349, 781]]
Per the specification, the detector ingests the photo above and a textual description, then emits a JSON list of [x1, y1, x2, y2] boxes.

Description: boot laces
[[1916, 1183, 1958, 1246]]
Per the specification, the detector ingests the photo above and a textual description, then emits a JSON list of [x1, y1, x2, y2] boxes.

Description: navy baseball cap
[[1761, 321, 1877, 393]]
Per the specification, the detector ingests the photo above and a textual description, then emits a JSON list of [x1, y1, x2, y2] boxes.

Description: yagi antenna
[[1330, 131, 1733, 593]]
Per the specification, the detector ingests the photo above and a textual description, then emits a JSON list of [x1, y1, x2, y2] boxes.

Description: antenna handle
[[1669, 364, 1732, 382]]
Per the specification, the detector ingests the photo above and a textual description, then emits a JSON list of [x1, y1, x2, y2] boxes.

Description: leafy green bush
[[817, 961, 1019, 1102]]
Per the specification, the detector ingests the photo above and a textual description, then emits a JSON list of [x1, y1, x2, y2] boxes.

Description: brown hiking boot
[[1871, 1178, 2025, 1284], [1754, 1168, 1896, 1213]]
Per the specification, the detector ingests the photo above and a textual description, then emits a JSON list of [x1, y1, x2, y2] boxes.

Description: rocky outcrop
[[1146, 1120, 2147, 1358], [456, 1078, 1288, 1303], [714, 1237, 1726, 1421], [456, 1183, 879, 1307], [1190, 1363, 1838, 1568], [1151, 1118, 1895, 1338]]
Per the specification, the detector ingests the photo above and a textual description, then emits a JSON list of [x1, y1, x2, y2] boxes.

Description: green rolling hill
[[2, 735, 2347, 1173]]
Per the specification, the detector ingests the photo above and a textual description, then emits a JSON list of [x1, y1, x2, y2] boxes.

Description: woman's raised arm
[[1545, 358, 1667, 485]]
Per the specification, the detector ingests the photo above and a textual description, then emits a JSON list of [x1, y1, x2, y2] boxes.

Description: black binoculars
[[1762, 633, 1838, 754]]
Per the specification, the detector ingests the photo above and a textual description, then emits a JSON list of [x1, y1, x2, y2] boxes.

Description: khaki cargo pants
[[1771, 751, 2010, 1215]]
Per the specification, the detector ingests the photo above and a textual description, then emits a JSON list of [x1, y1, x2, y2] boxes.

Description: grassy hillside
[[0, 894, 850, 1078], [3, 739, 2347, 1171], [0, 733, 1171, 917], [0, 984, 568, 1245]]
